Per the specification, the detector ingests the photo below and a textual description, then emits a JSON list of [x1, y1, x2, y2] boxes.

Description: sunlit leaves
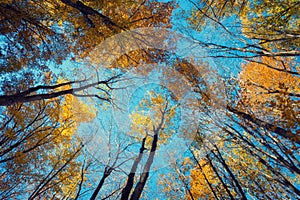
[[189, 158, 219, 200], [2, 0, 300, 199], [0, 0, 176, 198], [238, 56, 300, 133], [0, 90, 95, 198], [188, 0, 299, 55], [129, 90, 178, 146], [240, 0, 300, 51], [189, 0, 247, 31]]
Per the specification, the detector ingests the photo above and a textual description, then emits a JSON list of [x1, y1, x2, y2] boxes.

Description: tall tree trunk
[[121, 137, 147, 200], [90, 167, 113, 200], [130, 131, 159, 200]]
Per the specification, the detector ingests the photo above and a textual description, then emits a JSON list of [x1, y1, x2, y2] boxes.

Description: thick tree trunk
[[130, 131, 158, 200], [90, 167, 113, 200], [121, 137, 147, 200], [60, 0, 123, 30]]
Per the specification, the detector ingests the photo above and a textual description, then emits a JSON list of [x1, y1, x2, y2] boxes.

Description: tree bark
[[60, 0, 123, 30], [121, 137, 147, 200], [227, 106, 300, 144], [129, 131, 158, 200], [90, 167, 113, 200], [0, 76, 119, 106]]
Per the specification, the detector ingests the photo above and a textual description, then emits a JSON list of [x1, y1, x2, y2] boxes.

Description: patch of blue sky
[[170, 0, 257, 78]]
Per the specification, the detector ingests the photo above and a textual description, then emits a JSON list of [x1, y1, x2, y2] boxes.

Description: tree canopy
[[0, 0, 299, 199]]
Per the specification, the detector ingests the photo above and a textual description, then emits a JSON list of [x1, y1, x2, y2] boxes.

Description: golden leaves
[[55, 79, 96, 140], [67, 0, 174, 61], [238, 56, 300, 130], [189, 0, 247, 31], [151, 95, 164, 105], [189, 158, 218, 200], [58, 20, 63, 26], [129, 91, 177, 148], [240, 57, 299, 94], [241, 0, 300, 51]]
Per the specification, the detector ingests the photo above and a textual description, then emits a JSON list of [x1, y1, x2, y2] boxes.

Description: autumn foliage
[[1, 0, 300, 199]]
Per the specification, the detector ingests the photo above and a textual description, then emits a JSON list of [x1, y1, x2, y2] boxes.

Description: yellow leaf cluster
[[238, 56, 300, 129], [151, 95, 164, 104], [189, 159, 218, 200], [51, 79, 97, 143], [239, 57, 300, 101]]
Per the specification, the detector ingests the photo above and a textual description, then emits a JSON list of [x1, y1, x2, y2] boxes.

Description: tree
[[240, 0, 300, 52], [0, 0, 176, 199], [237, 56, 300, 143], [0, 0, 174, 71], [175, 119, 300, 200], [188, 0, 248, 31], [88, 127, 136, 200], [0, 74, 121, 107], [0, 0, 175, 105], [178, 3, 300, 198], [0, 89, 96, 199], [187, 0, 300, 58], [2, 0, 300, 199], [120, 90, 178, 199], [188, 129, 300, 199], [0, 0, 69, 72], [189, 156, 220, 200]]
